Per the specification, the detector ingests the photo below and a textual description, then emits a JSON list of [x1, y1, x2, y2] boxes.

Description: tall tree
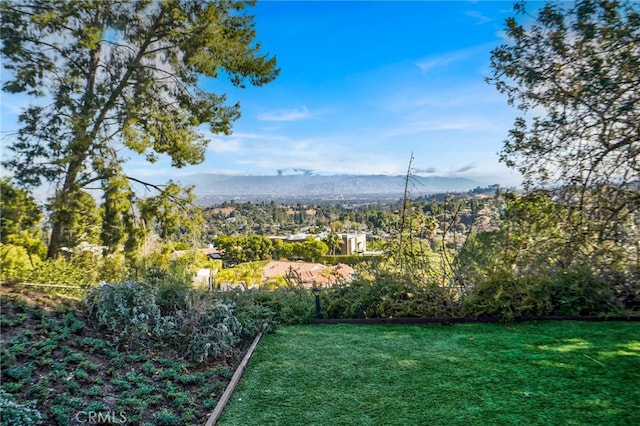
[[324, 231, 342, 256], [487, 0, 639, 246], [1, 0, 279, 258], [0, 178, 47, 262]]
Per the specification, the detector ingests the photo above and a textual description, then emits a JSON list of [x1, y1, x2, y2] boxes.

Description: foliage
[[175, 295, 245, 363], [272, 236, 329, 262], [456, 190, 639, 309], [461, 270, 552, 320], [488, 0, 640, 269], [0, 178, 46, 262], [138, 182, 204, 243], [49, 189, 103, 251], [214, 261, 268, 289], [548, 268, 621, 316], [0, 291, 235, 425], [321, 254, 383, 266], [322, 274, 454, 319], [460, 268, 620, 320], [0, 389, 43, 426], [0, 244, 38, 282], [1, 0, 278, 258], [231, 287, 315, 325], [457, 191, 573, 282], [85, 281, 169, 347], [83, 272, 264, 362], [322, 231, 342, 255], [0, 242, 133, 300], [215, 235, 274, 264]]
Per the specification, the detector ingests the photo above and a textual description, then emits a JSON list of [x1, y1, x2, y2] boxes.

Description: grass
[[219, 322, 640, 426]]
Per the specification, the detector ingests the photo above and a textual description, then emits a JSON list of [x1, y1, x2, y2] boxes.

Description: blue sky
[[1, 0, 542, 187], [187, 0, 530, 186]]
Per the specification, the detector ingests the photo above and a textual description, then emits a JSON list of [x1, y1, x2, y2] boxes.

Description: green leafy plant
[[460, 270, 550, 320], [84, 280, 177, 348], [84, 275, 262, 362], [154, 408, 181, 425], [322, 273, 453, 319], [0, 389, 44, 426], [548, 268, 620, 315]]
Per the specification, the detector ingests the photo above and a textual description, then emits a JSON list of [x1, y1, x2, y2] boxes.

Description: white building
[[341, 233, 366, 255]]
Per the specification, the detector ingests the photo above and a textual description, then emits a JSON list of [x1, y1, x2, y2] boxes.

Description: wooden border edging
[[311, 315, 640, 325], [205, 331, 264, 426]]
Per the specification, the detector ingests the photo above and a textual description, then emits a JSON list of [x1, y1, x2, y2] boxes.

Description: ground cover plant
[[0, 287, 239, 425], [219, 322, 640, 426]]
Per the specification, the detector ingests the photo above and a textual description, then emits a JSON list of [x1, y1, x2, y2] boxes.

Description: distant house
[[262, 261, 355, 288], [171, 246, 224, 260], [340, 233, 366, 255], [171, 247, 223, 290]]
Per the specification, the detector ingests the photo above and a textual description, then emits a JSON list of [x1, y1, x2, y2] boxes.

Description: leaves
[[0, 0, 278, 257], [488, 0, 640, 265]]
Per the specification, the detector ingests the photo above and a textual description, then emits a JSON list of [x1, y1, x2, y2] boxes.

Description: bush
[[548, 268, 620, 315], [85, 280, 177, 348], [0, 244, 38, 282], [145, 269, 193, 315], [461, 268, 621, 320], [460, 271, 551, 320], [175, 295, 245, 362], [83, 273, 265, 362], [230, 287, 314, 325], [604, 267, 640, 312], [322, 274, 453, 319]]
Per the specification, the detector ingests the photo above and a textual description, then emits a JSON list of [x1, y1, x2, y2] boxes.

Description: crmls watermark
[[75, 411, 127, 424]]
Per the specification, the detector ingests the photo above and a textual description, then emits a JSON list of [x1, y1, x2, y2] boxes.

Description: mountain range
[[178, 173, 486, 203]]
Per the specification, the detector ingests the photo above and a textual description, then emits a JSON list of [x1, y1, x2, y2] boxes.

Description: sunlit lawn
[[219, 322, 640, 426]]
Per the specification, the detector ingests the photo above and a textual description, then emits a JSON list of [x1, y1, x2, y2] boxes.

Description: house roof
[[262, 261, 355, 288]]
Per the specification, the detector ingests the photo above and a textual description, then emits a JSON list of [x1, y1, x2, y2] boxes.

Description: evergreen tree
[[1, 0, 278, 257]]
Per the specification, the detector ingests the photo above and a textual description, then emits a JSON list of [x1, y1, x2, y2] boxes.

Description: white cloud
[[465, 10, 493, 25], [383, 120, 469, 138], [415, 52, 468, 74], [414, 43, 495, 74], [205, 137, 244, 154], [258, 106, 311, 121]]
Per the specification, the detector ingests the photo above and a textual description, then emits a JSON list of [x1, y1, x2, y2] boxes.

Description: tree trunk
[[47, 221, 64, 259], [46, 156, 84, 258]]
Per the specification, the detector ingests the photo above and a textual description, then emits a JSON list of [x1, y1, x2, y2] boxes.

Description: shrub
[[548, 268, 620, 315], [0, 244, 37, 282], [25, 257, 94, 297], [174, 295, 245, 362], [231, 287, 314, 325], [145, 268, 193, 315], [460, 267, 621, 320], [604, 267, 640, 312], [84, 280, 177, 348], [83, 273, 263, 362], [460, 271, 551, 320], [322, 273, 453, 319]]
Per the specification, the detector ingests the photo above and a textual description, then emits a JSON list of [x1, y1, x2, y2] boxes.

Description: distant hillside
[[177, 173, 482, 203]]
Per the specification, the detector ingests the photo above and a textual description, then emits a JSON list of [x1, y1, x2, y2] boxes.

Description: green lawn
[[218, 322, 640, 426]]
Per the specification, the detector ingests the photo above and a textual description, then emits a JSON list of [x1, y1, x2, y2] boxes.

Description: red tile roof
[[262, 261, 355, 288]]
